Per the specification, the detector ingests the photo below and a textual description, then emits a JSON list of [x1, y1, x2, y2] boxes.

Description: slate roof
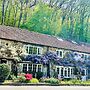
[[0, 25, 90, 53]]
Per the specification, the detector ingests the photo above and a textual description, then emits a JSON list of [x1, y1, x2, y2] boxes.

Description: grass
[[2, 79, 90, 85]]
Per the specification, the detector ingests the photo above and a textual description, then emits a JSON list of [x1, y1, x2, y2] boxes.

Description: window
[[65, 68, 67, 77], [28, 64, 32, 72], [68, 68, 70, 77], [25, 45, 42, 55], [71, 68, 73, 75], [33, 64, 37, 72], [22, 64, 42, 73], [38, 65, 42, 72], [61, 68, 63, 76], [29, 47, 33, 54], [57, 68, 59, 74], [37, 48, 42, 55], [56, 50, 63, 58], [82, 70, 86, 76], [60, 51, 63, 57], [23, 64, 27, 73], [57, 51, 59, 56], [26, 46, 29, 53]]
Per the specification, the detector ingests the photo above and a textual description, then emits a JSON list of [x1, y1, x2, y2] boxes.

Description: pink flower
[[25, 73, 32, 80]]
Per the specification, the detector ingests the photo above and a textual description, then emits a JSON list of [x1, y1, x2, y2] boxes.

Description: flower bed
[[2, 73, 90, 86]]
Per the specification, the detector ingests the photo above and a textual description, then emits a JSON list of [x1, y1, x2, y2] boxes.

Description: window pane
[[33, 64, 37, 72], [26, 46, 28, 53], [29, 47, 33, 54], [65, 68, 67, 77], [68, 68, 70, 77], [28, 64, 32, 72], [33, 47, 37, 54], [57, 51, 59, 56], [60, 51, 62, 57], [37, 48, 42, 55], [38, 65, 42, 72], [61, 68, 63, 76], [71, 68, 73, 75], [57, 68, 59, 74], [23, 64, 27, 73]]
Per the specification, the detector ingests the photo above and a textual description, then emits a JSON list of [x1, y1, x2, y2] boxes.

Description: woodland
[[0, 0, 90, 43]]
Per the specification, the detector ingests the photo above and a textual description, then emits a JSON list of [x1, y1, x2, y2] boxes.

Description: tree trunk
[[18, 1, 23, 27], [4, 0, 9, 25], [1, 0, 5, 25], [13, 4, 18, 26]]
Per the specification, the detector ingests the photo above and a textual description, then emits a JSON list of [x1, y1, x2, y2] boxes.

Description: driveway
[[0, 86, 90, 90]]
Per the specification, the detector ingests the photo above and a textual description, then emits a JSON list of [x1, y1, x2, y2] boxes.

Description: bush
[[63, 79, 81, 84], [17, 76, 26, 83], [30, 78, 39, 84], [28, 71, 43, 79], [36, 72, 43, 79], [8, 74, 17, 82], [40, 78, 60, 85], [0, 64, 10, 82], [17, 73, 33, 83], [10, 75, 17, 81], [28, 71, 36, 77]]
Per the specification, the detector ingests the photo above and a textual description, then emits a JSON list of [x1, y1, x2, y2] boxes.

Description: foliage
[[27, 71, 43, 79], [0, 64, 10, 82], [30, 78, 39, 84], [61, 79, 82, 85], [17, 75, 26, 83], [0, 0, 90, 43], [24, 51, 59, 65], [7, 74, 17, 82], [17, 73, 34, 83], [40, 78, 60, 85], [21, 4, 61, 36], [36, 72, 43, 79]]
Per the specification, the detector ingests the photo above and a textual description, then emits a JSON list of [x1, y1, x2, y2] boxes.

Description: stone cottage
[[0, 25, 90, 79]]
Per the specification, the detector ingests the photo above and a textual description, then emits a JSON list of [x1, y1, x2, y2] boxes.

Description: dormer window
[[56, 50, 63, 58]]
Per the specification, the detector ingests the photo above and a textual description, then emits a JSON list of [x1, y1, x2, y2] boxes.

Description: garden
[[0, 63, 90, 86], [0, 51, 90, 86]]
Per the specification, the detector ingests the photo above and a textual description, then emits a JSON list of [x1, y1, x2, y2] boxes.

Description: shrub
[[28, 71, 43, 79], [28, 71, 36, 77], [17, 76, 26, 83], [10, 75, 17, 81], [40, 78, 60, 85], [0, 64, 10, 82], [69, 79, 81, 84], [17, 73, 33, 83], [8, 74, 17, 82], [18, 73, 25, 76], [36, 72, 43, 79], [30, 78, 39, 84]]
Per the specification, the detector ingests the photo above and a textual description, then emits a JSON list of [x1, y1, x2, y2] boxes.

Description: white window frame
[[56, 50, 63, 58], [22, 63, 43, 72], [56, 66, 74, 78], [24, 45, 43, 55]]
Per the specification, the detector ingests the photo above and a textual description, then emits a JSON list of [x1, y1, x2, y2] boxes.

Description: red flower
[[25, 73, 32, 80]]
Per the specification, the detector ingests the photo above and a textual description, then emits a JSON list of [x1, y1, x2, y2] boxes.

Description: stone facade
[[0, 38, 89, 79]]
